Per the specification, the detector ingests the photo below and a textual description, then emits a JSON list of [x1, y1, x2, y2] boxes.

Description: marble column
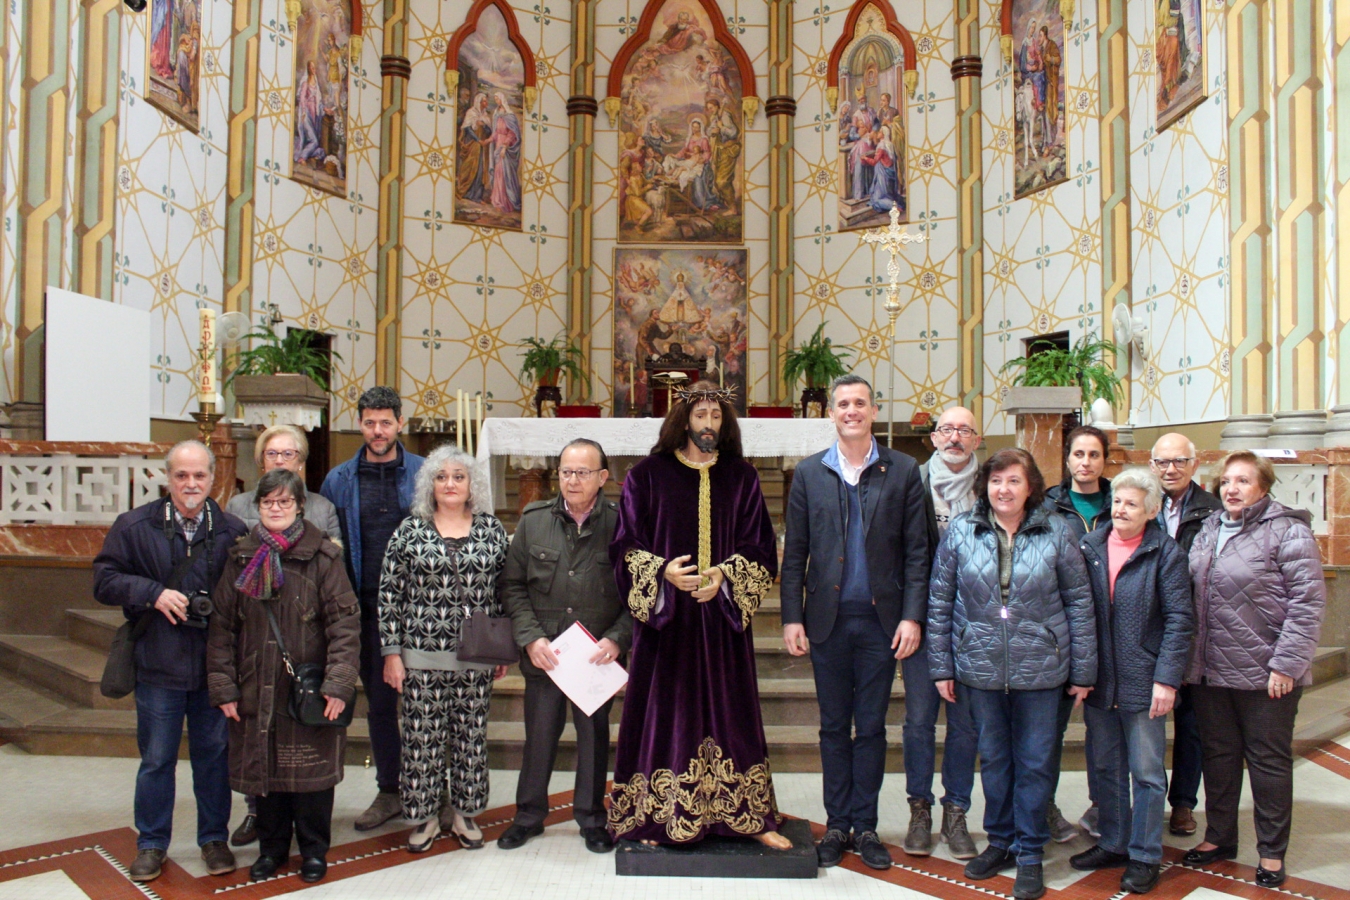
[[1326, 8, 1350, 445], [1017, 413, 1066, 486], [766, 0, 793, 405], [952, 0, 983, 422], [375, 0, 410, 391], [566, 0, 597, 402], [1220, 0, 1275, 449], [1266, 0, 1328, 449], [71, 0, 121, 301], [1098, 0, 1131, 419], [222, 0, 263, 328]]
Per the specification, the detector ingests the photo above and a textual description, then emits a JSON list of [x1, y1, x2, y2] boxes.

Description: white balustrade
[[0, 453, 167, 525]]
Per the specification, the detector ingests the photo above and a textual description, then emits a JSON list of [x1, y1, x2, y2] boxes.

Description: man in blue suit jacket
[[780, 374, 931, 870]]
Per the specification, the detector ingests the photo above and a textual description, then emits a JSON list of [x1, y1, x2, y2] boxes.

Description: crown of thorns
[[673, 386, 737, 405]]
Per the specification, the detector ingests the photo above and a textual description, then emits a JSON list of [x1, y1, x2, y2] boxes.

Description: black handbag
[[100, 535, 204, 699], [263, 603, 354, 728], [458, 608, 519, 666]]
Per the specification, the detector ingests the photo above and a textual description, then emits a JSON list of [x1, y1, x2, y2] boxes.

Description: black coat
[[93, 496, 249, 691], [780, 444, 931, 642], [1170, 482, 1223, 555], [1046, 477, 1112, 541], [1079, 520, 1194, 712]]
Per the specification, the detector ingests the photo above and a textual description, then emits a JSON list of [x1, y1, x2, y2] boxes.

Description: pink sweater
[[1107, 528, 1144, 599]]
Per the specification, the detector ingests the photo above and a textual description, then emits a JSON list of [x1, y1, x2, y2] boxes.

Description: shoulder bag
[[263, 602, 354, 728]]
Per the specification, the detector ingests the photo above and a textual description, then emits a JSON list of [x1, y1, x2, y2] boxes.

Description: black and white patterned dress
[[378, 513, 509, 820]]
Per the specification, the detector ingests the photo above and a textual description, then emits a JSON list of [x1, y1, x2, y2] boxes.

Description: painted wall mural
[[615, 0, 746, 243], [834, 4, 908, 232], [145, 0, 202, 130], [291, 0, 352, 197], [612, 247, 748, 415], [452, 3, 527, 230], [1155, 0, 1205, 132], [1008, 0, 1067, 198]]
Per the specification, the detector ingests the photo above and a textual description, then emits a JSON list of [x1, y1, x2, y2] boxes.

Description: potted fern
[[999, 335, 1124, 414], [782, 322, 853, 415], [227, 323, 340, 429], [518, 335, 585, 389]]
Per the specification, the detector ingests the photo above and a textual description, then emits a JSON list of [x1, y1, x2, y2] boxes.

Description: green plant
[[225, 323, 341, 391], [518, 334, 584, 387], [782, 322, 853, 391], [999, 334, 1124, 410]]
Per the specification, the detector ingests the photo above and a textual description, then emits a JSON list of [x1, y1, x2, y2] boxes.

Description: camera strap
[[160, 499, 215, 591]]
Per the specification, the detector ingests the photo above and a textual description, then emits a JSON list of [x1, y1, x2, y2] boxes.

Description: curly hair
[[410, 444, 491, 519], [974, 448, 1048, 513]]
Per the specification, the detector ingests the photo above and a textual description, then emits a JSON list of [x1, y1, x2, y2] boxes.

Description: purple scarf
[[235, 519, 306, 599]]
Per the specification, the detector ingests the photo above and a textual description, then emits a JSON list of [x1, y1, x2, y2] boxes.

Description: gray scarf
[[928, 452, 978, 524]]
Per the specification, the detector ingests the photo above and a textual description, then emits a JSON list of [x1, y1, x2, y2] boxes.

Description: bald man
[[1149, 432, 1221, 837], [903, 407, 981, 859]]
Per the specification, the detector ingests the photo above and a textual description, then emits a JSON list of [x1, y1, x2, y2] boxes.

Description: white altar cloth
[[474, 417, 837, 511]]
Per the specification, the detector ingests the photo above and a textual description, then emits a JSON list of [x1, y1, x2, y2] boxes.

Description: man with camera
[[94, 441, 249, 883]]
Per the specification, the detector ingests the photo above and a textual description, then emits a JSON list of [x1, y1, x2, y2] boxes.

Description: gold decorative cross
[[860, 205, 926, 315]]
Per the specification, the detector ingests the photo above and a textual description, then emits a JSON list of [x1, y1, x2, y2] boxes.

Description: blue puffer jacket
[[1079, 520, 1194, 712], [928, 502, 1097, 692]]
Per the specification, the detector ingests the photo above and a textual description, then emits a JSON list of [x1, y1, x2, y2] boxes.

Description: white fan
[[1111, 305, 1149, 360], [216, 312, 253, 348]]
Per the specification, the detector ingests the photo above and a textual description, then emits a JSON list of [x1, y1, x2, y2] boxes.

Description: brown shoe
[[201, 840, 236, 875], [903, 797, 933, 856], [128, 848, 166, 882], [1169, 806, 1197, 836], [355, 790, 402, 831]]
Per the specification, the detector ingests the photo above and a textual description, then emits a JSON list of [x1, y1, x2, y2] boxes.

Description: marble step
[[0, 634, 134, 711]]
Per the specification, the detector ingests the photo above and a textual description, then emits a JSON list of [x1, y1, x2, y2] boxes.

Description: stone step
[[65, 608, 124, 653], [0, 634, 134, 710]]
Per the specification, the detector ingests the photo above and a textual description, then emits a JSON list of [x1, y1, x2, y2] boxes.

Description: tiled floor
[[4, 681, 1350, 899]]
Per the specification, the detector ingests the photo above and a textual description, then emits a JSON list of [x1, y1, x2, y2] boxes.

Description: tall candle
[[198, 308, 217, 405], [456, 389, 465, 450], [475, 394, 483, 452]]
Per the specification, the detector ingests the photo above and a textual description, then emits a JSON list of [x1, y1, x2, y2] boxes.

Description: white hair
[[410, 444, 491, 518], [1150, 434, 1197, 458], [1111, 468, 1164, 517], [166, 440, 216, 474]]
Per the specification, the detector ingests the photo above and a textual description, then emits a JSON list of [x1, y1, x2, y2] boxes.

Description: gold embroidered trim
[[674, 449, 716, 587], [607, 737, 778, 842], [717, 554, 772, 628], [624, 548, 665, 622]]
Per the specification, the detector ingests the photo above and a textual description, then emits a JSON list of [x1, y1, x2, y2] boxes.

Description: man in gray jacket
[[498, 439, 632, 854]]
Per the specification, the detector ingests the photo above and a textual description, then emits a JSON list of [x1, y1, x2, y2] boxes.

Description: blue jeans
[[1054, 688, 1096, 803], [810, 611, 896, 833], [1084, 705, 1168, 864], [966, 685, 1060, 865], [134, 682, 231, 851], [901, 647, 977, 810], [1168, 684, 1203, 810]]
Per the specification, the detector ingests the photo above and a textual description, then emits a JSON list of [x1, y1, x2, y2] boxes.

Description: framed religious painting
[[448, 0, 537, 231], [1003, 0, 1068, 198], [608, 0, 757, 244], [1155, 0, 1206, 132], [826, 1, 916, 232], [290, 0, 360, 197], [144, 0, 202, 131], [613, 247, 748, 416]]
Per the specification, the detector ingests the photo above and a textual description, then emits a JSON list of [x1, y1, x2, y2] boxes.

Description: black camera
[[182, 591, 213, 629]]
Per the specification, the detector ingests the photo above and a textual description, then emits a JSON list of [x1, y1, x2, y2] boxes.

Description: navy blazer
[[780, 443, 931, 643]]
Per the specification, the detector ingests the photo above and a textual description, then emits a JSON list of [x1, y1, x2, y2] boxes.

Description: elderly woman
[[207, 469, 360, 884], [1070, 469, 1193, 895], [378, 446, 509, 853], [225, 424, 341, 847], [227, 425, 340, 541], [929, 448, 1096, 900], [1183, 451, 1325, 888]]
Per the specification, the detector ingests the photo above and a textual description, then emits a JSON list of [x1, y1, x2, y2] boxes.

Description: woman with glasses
[[207, 469, 361, 883], [378, 445, 509, 852], [224, 425, 342, 847]]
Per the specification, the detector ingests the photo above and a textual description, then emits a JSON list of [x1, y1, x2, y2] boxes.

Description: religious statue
[[607, 384, 790, 849], [656, 271, 706, 347]]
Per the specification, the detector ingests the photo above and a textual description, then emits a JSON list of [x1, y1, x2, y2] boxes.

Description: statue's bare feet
[[641, 839, 659, 847], [756, 831, 792, 851]]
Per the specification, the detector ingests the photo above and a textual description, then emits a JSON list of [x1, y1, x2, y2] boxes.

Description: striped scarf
[[235, 519, 306, 599]]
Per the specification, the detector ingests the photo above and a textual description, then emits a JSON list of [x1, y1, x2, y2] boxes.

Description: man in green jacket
[[498, 439, 632, 853]]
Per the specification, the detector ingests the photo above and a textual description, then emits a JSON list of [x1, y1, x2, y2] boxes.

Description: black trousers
[[514, 673, 613, 829], [1192, 683, 1301, 859], [256, 788, 334, 860], [359, 613, 402, 793]]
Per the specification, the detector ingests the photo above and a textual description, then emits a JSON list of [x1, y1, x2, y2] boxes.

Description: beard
[[938, 447, 971, 467], [688, 425, 719, 453]]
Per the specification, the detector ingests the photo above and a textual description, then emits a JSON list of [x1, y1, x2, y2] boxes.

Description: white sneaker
[[408, 819, 440, 853], [452, 812, 484, 849]]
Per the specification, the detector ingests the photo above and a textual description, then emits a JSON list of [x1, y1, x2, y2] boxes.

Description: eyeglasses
[[934, 425, 978, 438], [263, 449, 300, 461], [1151, 458, 1194, 470], [259, 498, 297, 510], [559, 468, 599, 480]]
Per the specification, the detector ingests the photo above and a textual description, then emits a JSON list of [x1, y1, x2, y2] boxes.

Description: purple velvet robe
[[607, 451, 781, 844]]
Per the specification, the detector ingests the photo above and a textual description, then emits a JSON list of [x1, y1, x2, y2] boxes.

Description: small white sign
[[1251, 449, 1299, 459]]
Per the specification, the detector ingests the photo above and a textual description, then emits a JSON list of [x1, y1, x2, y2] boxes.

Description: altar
[[474, 416, 838, 512]]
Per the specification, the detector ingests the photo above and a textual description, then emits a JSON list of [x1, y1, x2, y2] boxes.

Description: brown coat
[[207, 522, 361, 796]]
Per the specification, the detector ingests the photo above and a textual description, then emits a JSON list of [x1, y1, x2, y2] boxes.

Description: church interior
[[1, 0, 1349, 897]]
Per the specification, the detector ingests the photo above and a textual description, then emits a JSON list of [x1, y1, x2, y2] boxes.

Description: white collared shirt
[[836, 439, 879, 487]]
